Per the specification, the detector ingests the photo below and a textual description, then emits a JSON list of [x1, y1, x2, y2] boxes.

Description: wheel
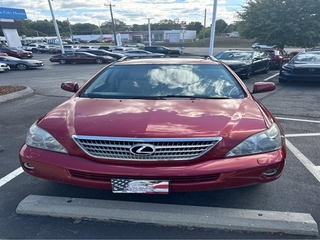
[[16, 64, 28, 70], [261, 63, 270, 73], [95, 59, 103, 64], [244, 66, 254, 79], [32, 48, 37, 53], [59, 59, 67, 64]]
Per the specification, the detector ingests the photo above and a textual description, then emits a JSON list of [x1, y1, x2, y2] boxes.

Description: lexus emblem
[[130, 144, 156, 155]]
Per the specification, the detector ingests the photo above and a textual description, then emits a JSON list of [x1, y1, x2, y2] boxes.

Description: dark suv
[[261, 48, 290, 69], [144, 45, 182, 56]]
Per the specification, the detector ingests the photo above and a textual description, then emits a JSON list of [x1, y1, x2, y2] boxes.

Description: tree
[[237, 0, 320, 48], [186, 22, 203, 34], [72, 23, 100, 35], [215, 19, 228, 36]]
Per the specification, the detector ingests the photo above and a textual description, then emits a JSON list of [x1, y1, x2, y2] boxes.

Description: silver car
[[122, 50, 165, 58]]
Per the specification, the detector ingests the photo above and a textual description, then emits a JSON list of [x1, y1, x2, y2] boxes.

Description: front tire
[[95, 59, 103, 64], [16, 64, 28, 70], [59, 59, 67, 64], [245, 66, 254, 79]]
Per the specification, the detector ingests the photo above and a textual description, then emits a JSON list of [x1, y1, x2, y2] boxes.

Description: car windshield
[[291, 52, 320, 63], [215, 52, 253, 60], [79, 64, 246, 99]]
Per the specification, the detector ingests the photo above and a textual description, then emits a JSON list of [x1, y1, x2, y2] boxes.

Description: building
[[73, 29, 197, 45]]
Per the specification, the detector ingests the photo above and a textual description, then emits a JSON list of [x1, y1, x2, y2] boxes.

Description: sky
[[1, 0, 246, 26]]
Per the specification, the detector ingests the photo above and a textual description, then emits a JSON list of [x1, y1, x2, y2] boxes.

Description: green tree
[[237, 0, 320, 48], [186, 22, 203, 34], [215, 19, 228, 36], [72, 23, 100, 35]]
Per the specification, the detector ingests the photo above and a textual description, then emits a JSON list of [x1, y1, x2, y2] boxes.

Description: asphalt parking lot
[[0, 52, 319, 239]]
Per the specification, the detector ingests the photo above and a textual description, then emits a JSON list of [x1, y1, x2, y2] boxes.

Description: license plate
[[111, 179, 169, 194]]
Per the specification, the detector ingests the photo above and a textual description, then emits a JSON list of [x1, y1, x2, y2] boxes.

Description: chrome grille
[[72, 136, 222, 161], [294, 68, 320, 75]]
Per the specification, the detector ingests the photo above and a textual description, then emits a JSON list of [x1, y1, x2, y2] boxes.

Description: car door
[[252, 51, 264, 72]]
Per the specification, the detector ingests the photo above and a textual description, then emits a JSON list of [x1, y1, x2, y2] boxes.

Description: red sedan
[[19, 57, 286, 193], [0, 47, 33, 58]]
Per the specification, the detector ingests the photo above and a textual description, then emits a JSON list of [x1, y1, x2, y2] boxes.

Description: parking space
[[0, 53, 319, 239]]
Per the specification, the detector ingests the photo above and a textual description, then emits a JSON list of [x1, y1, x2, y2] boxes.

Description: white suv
[[63, 45, 80, 52]]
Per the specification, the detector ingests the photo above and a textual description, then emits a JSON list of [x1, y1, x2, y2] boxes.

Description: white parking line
[[286, 133, 320, 137], [286, 140, 320, 182], [263, 73, 279, 81], [277, 117, 320, 124], [0, 167, 24, 188]]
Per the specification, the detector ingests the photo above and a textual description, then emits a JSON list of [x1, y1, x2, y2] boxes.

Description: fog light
[[263, 168, 277, 176], [23, 162, 35, 170]]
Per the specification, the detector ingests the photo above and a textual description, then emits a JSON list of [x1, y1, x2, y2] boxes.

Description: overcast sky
[[1, 0, 246, 26]]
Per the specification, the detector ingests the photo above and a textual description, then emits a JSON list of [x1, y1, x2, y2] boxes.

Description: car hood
[[38, 98, 268, 140], [286, 62, 320, 68]]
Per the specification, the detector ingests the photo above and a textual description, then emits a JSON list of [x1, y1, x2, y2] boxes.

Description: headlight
[[26, 122, 67, 153], [226, 123, 282, 157]]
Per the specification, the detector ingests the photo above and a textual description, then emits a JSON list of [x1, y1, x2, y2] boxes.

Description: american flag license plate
[[111, 179, 169, 194]]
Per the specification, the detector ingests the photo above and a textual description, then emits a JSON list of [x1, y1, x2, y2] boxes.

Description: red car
[[0, 47, 33, 58], [19, 57, 286, 193], [262, 48, 291, 69]]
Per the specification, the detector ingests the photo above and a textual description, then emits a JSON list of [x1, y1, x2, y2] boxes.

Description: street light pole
[[208, 0, 218, 55], [48, 0, 64, 53], [147, 18, 153, 46]]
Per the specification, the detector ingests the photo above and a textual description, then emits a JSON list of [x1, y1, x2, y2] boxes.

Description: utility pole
[[67, 18, 73, 42], [203, 8, 206, 46], [105, 3, 117, 46]]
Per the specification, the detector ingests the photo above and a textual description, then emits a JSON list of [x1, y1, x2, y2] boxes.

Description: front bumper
[[19, 144, 286, 192], [279, 71, 320, 82]]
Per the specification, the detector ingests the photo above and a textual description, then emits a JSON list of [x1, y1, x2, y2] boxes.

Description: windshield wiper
[[159, 95, 231, 99]]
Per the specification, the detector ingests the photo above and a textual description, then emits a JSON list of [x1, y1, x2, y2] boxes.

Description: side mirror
[[252, 82, 275, 94], [61, 82, 79, 93]]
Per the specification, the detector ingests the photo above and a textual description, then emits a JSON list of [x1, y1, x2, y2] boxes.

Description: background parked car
[[251, 43, 277, 49], [0, 62, 10, 72], [214, 50, 270, 79], [63, 45, 80, 52], [124, 43, 145, 48], [122, 50, 165, 58], [80, 49, 124, 60], [262, 48, 291, 69], [98, 46, 111, 51], [112, 47, 137, 53], [279, 50, 320, 83], [47, 45, 61, 54], [144, 45, 183, 56], [49, 52, 114, 64], [0, 56, 44, 70], [22, 43, 44, 53], [77, 45, 99, 51], [0, 47, 33, 58]]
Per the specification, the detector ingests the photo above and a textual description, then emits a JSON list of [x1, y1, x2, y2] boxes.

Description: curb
[[0, 86, 34, 103], [16, 195, 319, 236]]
